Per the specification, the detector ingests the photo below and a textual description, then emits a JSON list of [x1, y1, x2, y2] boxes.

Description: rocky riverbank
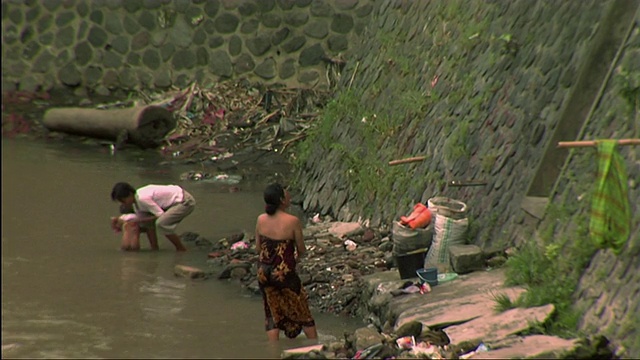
[[174, 215, 617, 359]]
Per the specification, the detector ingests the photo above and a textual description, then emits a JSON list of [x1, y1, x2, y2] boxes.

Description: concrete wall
[[1, 0, 373, 95]]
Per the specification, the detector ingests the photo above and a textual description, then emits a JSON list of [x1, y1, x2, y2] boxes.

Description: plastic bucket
[[395, 249, 428, 279], [416, 267, 438, 286]]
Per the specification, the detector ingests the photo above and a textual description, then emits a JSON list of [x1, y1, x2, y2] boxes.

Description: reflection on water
[[2, 138, 363, 358]]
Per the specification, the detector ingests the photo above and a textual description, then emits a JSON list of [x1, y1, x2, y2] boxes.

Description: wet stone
[[279, 58, 296, 79], [8, 8, 23, 25], [142, 49, 161, 69], [203, 19, 216, 34], [209, 50, 233, 77], [160, 43, 175, 61], [55, 26, 75, 48], [204, 0, 221, 17], [123, 15, 141, 34], [284, 11, 309, 27], [132, 31, 150, 49], [43, 0, 62, 12], [150, 31, 167, 47], [272, 27, 290, 45], [298, 70, 319, 83], [20, 26, 35, 44], [196, 46, 208, 66], [82, 65, 102, 86], [110, 36, 130, 54], [299, 43, 325, 66], [76, 20, 89, 40], [87, 26, 108, 47], [138, 11, 156, 31], [282, 35, 306, 53], [215, 13, 239, 33], [31, 50, 55, 73], [25, 6, 40, 22], [193, 28, 207, 45], [241, 19, 259, 34], [55, 11, 75, 27], [238, 2, 256, 16], [22, 41, 40, 60], [256, 0, 275, 12], [118, 68, 137, 89], [153, 69, 172, 88], [337, 0, 359, 10], [261, 13, 281, 28], [172, 49, 196, 70], [142, 0, 161, 9], [122, 0, 141, 13], [39, 32, 54, 45], [89, 10, 103, 24], [304, 20, 329, 39], [37, 14, 53, 33], [126, 52, 141, 66], [103, 51, 123, 68], [58, 63, 82, 87], [246, 34, 271, 56], [355, 4, 373, 18], [169, 16, 192, 48], [105, 14, 123, 34], [310, 0, 333, 17], [327, 34, 348, 52], [277, 0, 296, 10], [296, 0, 312, 6], [228, 35, 242, 56], [254, 58, 277, 79], [331, 13, 354, 34], [209, 36, 224, 49], [234, 53, 256, 74]]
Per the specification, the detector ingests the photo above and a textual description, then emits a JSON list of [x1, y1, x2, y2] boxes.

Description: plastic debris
[[344, 239, 357, 251], [230, 241, 249, 251]]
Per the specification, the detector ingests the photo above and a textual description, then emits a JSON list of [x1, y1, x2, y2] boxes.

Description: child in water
[[110, 204, 156, 251]]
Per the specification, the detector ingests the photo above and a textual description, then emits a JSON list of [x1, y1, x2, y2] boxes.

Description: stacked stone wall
[[1, 0, 373, 95], [295, 0, 639, 355]]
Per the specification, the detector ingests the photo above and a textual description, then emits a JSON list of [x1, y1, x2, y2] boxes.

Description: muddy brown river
[[1, 137, 361, 358]]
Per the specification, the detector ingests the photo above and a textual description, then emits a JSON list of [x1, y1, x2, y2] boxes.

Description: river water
[[1, 138, 361, 359]]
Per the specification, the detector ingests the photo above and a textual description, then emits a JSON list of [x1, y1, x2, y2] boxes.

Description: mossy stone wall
[[294, 0, 639, 355], [1, 0, 373, 95]]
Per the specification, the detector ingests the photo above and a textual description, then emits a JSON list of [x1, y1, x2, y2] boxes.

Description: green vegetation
[[501, 204, 597, 337], [491, 291, 517, 312]]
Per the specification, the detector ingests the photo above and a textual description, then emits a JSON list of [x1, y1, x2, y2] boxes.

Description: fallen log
[[42, 105, 176, 148]]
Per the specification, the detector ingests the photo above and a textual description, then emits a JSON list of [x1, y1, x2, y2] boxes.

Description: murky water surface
[[1, 138, 361, 359]]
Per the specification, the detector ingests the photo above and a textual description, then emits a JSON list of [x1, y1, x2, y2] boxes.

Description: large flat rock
[[468, 335, 578, 359], [446, 303, 555, 344]]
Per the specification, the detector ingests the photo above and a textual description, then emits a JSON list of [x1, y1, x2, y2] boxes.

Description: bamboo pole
[[388, 156, 426, 166], [557, 138, 640, 148]]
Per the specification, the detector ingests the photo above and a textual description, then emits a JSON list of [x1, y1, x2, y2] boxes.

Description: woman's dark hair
[[111, 182, 136, 201], [263, 183, 284, 215]]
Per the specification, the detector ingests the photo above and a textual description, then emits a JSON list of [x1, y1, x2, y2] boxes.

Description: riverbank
[[175, 217, 615, 359]]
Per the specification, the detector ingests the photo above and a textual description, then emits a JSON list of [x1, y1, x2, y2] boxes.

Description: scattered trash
[[230, 241, 249, 251], [396, 336, 416, 349], [400, 203, 432, 229], [179, 171, 242, 184], [312, 213, 322, 223], [344, 239, 357, 251]]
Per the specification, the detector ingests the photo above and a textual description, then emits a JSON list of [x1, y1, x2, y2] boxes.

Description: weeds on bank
[[501, 204, 598, 338]]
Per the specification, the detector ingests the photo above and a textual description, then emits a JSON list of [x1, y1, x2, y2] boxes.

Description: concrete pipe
[[42, 105, 176, 148]]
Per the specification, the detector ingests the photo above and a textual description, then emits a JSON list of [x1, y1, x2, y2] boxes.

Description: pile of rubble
[[183, 218, 395, 316], [136, 81, 332, 163]]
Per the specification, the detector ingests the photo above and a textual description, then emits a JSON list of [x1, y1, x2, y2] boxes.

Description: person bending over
[[110, 182, 196, 252], [255, 183, 317, 341]]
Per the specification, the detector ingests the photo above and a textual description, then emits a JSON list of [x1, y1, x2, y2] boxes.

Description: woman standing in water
[[255, 183, 317, 341]]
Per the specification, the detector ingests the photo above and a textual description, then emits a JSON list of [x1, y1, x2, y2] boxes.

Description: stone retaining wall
[[1, 0, 373, 95], [294, 0, 639, 355]]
